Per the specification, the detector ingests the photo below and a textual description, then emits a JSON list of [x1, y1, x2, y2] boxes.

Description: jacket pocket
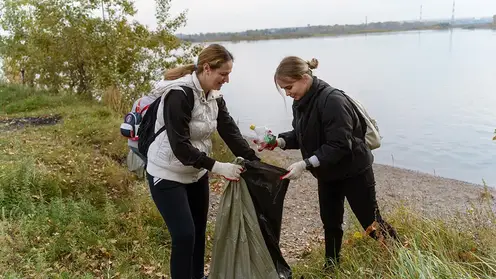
[[155, 135, 174, 164]]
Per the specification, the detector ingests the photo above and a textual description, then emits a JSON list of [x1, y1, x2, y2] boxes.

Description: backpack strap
[[339, 91, 368, 140], [136, 98, 151, 114], [138, 103, 150, 114], [151, 85, 195, 142], [320, 87, 367, 141], [181, 86, 195, 109]]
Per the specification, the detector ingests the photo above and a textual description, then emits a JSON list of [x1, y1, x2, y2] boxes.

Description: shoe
[[323, 258, 339, 273]]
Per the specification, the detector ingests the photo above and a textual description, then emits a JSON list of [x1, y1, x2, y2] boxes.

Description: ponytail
[[164, 44, 234, 80], [164, 64, 196, 80]]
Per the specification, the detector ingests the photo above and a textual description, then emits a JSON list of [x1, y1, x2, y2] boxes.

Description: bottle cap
[[249, 124, 256, 130]]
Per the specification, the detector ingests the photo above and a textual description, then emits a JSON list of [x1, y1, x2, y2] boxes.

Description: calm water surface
[[218, 29, 496, 187]]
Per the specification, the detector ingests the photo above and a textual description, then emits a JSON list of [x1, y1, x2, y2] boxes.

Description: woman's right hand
[[253, 138, 285, 152], [211, 161, 244, 181]]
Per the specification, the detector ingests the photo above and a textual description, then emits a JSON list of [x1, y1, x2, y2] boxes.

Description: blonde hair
[[274, 56, 318, 88], [164, 44, 234, 80]]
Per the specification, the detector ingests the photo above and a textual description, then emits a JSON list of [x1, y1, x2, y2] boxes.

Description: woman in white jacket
[[146, 44, 260, 279]]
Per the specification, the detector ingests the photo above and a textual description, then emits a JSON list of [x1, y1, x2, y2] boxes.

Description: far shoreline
[[181, 25, 496, 44]]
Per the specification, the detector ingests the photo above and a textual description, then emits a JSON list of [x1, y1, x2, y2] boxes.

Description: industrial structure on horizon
[[451, 1, 456, 26]]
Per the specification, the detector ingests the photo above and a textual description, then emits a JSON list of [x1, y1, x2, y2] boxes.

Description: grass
[[0, 83, 255, 278], [0, 83, 172, 278], [292, 189, 496, 279], [1, 83, 495, 278]]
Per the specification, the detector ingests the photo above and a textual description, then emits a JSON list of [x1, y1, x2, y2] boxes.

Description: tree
[[0, 0, 202, 101]]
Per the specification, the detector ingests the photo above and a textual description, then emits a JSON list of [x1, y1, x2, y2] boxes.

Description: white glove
[[281, 160, 306, 180], [211, 161, 243, 181]]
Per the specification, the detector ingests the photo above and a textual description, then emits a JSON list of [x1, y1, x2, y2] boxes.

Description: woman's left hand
[[281, 160, 306, 180]]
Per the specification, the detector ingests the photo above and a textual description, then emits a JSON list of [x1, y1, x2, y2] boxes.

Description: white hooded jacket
[[146, 73, 223, 183]]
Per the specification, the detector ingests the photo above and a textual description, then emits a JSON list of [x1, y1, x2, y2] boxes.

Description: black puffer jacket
[[278, 76, 373, 182]]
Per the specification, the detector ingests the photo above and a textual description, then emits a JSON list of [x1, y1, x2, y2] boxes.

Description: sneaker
[[323, 258, 339, 274]]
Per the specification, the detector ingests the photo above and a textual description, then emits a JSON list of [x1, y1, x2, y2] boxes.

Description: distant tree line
[[178, 18, 494, 42]]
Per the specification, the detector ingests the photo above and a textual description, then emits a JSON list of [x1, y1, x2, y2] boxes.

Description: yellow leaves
[[141, 265, 156, 275], [79, 246, 116, 277], [353, 231, 363, 239], [300, 245, 313, 259], [210, 176, 227, 194], [89, 259, 113, 277], [344, 221, 391, 247], [140, 263, 168, 278], [98, 247, 112, 259]]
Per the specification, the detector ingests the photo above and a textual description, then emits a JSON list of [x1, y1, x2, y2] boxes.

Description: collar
[[294, 76, 320, 111], [192, 72, 203, 92]]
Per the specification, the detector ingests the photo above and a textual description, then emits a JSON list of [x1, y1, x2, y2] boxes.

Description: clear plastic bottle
[[250, 124, 276, 146]]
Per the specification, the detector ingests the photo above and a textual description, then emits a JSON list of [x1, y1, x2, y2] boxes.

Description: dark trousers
[[147, 172, 209, 279], [318, 167, 397, 266]]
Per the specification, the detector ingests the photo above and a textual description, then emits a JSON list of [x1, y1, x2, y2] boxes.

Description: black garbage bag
[[208, 158, 292, 279], [241, 160, 292, 279]]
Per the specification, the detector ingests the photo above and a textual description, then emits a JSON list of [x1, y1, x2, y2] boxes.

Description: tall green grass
[[0, 83, 250, 277], [0, 84, 173, 277], [293, 198, 496, 279]]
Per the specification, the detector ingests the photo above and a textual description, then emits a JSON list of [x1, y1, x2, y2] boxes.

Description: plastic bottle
[[250, 124, 277, 146]]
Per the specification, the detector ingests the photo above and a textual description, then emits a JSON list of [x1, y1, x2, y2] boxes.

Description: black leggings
[[147, 172, 209, 279], [318, 167, 398, 266]]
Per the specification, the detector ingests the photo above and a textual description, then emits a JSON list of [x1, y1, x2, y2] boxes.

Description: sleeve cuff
[[201, 157, 216, 171], [308, 155, 320, 168], [277, 138, 286, 149]]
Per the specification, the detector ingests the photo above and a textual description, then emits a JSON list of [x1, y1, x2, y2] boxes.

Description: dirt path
[[207, 147, 496, 264], [0, 115, 62, 131]]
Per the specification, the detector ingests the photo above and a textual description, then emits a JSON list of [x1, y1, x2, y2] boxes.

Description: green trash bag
[[208, 158, 282, 279]]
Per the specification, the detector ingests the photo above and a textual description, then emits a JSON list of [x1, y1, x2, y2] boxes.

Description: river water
[[218, 29, 496, 187]]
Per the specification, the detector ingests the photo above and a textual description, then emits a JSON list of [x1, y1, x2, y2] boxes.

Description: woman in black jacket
[[258, 56, 398, 269]]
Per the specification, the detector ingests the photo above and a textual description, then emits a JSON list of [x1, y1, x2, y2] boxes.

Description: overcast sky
[[132, 0, 496, 34]]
